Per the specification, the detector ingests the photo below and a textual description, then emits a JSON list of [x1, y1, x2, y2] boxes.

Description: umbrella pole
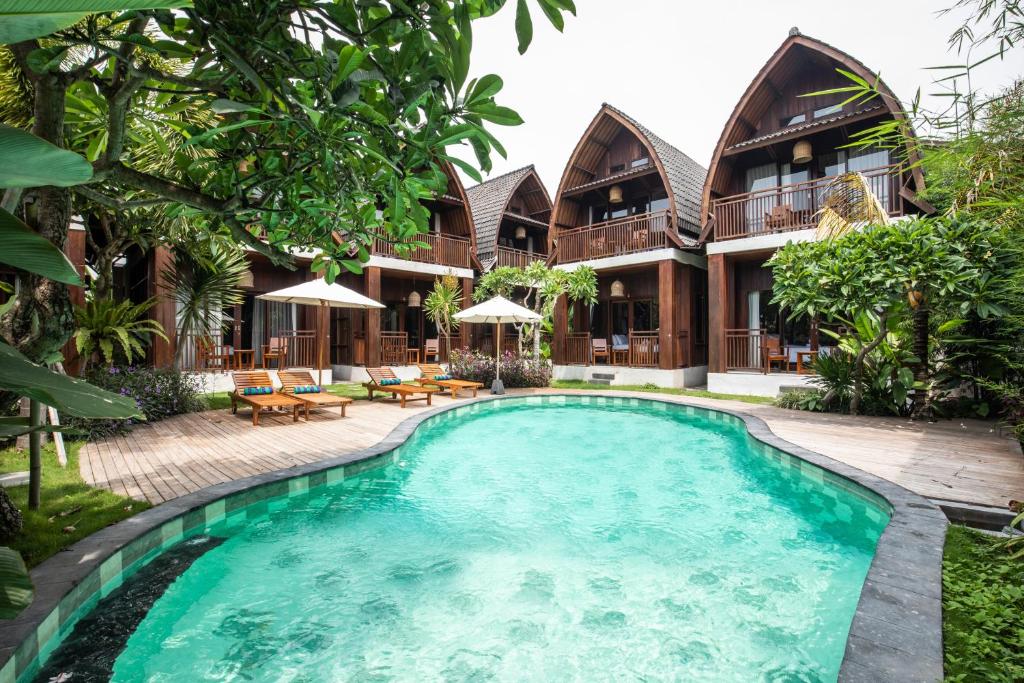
[[492, 321, 504, 395], [317, 302, 325, 386]]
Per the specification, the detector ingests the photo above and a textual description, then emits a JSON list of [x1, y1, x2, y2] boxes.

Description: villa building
[[547, 104, 709, 387], [700, 29, 928, 396]]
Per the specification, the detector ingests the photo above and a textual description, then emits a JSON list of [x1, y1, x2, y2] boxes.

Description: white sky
[[452, 0, 1024, 192]]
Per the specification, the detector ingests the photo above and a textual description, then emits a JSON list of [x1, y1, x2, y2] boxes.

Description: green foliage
[[67, 365, 204, 440], [549, 380, 776, 406], [943, 525, 1024, 682], [0, 546, 32, 619], [423, 272, 462, 347], [161, 239, 247, 365], [0, 205, 81, 285], [0, 123, 92, 188], [73, 297, 166, 371]]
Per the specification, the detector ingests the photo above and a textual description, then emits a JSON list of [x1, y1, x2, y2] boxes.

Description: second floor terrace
[[555, 210, 673, 264]]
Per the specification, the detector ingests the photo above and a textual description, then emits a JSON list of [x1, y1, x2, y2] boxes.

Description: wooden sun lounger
[[416, 363, 484, 398], [231, 371, 303, 426], [363, 368, 439, 408], [278, 370, 352, 419]]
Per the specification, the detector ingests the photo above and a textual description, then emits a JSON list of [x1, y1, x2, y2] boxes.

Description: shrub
[[0, 488, 23, 541], [448, 349, 551, 388], [775, 389, 825, 412], [67, 366, 205, 440]]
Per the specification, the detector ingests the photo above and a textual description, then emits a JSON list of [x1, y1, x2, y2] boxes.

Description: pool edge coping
[[0, 391, 946, 683]]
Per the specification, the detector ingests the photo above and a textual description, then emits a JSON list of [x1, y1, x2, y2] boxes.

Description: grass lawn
[[943, 525, 1024, 681], [549, 380, 774, 405], [0, 442, 147, 568]]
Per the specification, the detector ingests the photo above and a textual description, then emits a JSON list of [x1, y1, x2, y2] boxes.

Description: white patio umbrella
[[258, 279, 384, 385], [454, 295, 541, 394]]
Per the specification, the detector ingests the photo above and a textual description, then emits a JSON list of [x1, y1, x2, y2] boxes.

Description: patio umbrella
[[454, 295, 541, 394], [258, 279, 384, 385]]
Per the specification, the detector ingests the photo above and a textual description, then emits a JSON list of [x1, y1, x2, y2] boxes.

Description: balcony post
[[149, 245, 177, 368], [658, 259, 677, 370], [708, 254, 729, 373], [365, 266, 381, 367], [552, 294, 567, 364]]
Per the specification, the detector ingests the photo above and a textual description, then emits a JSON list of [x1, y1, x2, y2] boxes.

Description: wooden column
[[552, 294, 568, 364], [707, 253, 729, 373], [60, 225, 87, 374], [459, 276, 473, 351], [150, 246, 177, 367], [679, 264, 694, 368], [658, 259, 677, 370], [365, 266, 382, 367]]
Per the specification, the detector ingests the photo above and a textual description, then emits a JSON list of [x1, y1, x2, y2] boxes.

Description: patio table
[[234, 348, 255, 371]]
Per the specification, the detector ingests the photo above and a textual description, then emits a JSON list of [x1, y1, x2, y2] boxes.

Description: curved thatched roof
[[465, 165, 551, 263]]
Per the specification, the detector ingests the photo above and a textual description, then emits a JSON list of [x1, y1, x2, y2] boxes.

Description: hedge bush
[[68, 366, 205, 440], [447, 349, 551, 388]]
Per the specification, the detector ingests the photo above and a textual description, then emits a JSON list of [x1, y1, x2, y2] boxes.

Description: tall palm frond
[[162, 241, 249, 367], [815, 171, 891, 240]]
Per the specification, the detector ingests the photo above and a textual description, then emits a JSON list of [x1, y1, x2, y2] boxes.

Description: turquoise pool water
[[107, 399, 887, 681]]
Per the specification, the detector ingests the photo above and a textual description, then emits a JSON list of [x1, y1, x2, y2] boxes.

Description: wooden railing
[[381, 331, 408, 366], [496, 246, 545, 269], [628, 331, 659, 368], [480, 334, 523, 356], [725, 328, 765, 371], [564, 333, 592, 365], [279, 329, 317, 368], [711, 166, 901, 240], [373, 233, 471, 268], [557, 211, 671, 264]]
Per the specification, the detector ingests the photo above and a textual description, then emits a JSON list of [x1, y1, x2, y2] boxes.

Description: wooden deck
[[80, 388, 1024, 508]]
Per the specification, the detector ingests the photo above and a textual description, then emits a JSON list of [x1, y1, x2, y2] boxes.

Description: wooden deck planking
[[78, 390, 1024, 509]]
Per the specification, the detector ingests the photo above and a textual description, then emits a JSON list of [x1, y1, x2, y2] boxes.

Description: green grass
[[0, 442, 148, 568], [549, 380, 774, 405], [201, 382, 371, 411], [943, 525, 1024, 682]]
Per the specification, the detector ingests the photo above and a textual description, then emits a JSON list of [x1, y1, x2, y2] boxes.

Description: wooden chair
[[197, 337, 232, 373], [765, 204, 796, 231], [278, 370, 352, 419], [416, 364, 483, 399], [592, 338, 610, 365], [762, 335, 789, 374], [424, 338, 440, 363], [262, 336, 288, 370], [363, 368, 439, 408], [230, 371, 303, 426]]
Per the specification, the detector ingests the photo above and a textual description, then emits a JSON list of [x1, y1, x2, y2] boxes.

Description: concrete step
[[591, 373, 616, 381], [587, 378, 612, 385]]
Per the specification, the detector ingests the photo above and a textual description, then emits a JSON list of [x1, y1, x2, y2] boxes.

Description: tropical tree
[[423, 272, 462, 359], [161, 238, 247, 368], [0, 0, 576, 368], [474, 262, 597, 360]]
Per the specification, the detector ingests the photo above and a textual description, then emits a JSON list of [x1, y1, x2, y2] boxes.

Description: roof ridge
[[465, 164, 535, 191]]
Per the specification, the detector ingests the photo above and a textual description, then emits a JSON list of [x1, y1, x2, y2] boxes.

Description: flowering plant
[[447, 349, 551, 388]]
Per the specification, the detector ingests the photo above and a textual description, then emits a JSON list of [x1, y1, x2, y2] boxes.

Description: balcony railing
[[561, 330, 690, 368], [711, 166, 902, 241], [380, 331, 408, 366], [495, 246, 545, 269], [373, 233, 471, 269], [557, 210, 671, 264]]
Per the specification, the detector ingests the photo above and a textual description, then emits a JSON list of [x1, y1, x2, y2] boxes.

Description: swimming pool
[[27, 396, 891, 681]]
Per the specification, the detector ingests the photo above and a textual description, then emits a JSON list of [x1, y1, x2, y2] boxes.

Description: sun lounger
[[416, 364, 484, 398], [363, 368, 439, 407], [231, 371, 303, 426], [278, 370, 352, 419]]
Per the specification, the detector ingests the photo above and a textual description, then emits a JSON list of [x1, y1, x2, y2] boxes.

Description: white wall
[[553, 365, 708, 388], [707, 372, 814, 397]]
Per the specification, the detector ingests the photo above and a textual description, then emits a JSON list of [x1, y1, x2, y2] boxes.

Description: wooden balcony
[[556, 210, 671, 264], [561, 330, 691, 368], [710, 166, 902, 241], [495, 246, 546, 269], [372, 233, 471, 269]]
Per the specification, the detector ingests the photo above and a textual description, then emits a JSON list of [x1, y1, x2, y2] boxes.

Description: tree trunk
[[849, 315, 890, 416], [910, 304, 930, 420], [0, 71, 74, 363], [533, 323, 541, 362], [28, 400, 41, 510]]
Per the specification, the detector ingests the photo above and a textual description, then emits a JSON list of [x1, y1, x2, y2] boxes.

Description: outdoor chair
[[592, 338, 610, 365], [230, 370, 303, 426], [278, 370, 352, 419], [762, 335, 789, 374], [424, 338, 440, 362], [363, 368, 439, 408], [611, 334, 629, 365], [262, 336, 288, 370], [197, 337, 232, 373], [416, 363, 484, 399]]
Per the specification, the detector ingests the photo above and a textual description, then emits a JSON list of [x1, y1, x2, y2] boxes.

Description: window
[[782, 113, 806, 126], [649, 195, 670, 213], [819, 150, 846, 178], [814, 103, 843, 118], [609, 163, 625, 173], [631, 157, 650, 168], [781, 162, 811, 210]]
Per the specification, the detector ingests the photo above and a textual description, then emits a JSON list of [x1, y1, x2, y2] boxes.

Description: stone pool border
[[0, 392, 947, 682]]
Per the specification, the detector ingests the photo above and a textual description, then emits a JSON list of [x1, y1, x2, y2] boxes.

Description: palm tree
[[423, 273, 462, 360]]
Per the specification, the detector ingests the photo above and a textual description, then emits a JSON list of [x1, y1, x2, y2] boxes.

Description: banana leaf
[[0, 1, 192, 44], [0, 547, 32, 620], [0, 208, 81, 285], [0, 125, 92, 188]]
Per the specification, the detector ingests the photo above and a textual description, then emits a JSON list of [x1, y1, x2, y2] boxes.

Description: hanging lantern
[[514, 225, 527, 240], [793, 139, 813, 164], [610, 279, 625, 298], [608, 184, 623, 204], [407, 290, 421, 308]]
